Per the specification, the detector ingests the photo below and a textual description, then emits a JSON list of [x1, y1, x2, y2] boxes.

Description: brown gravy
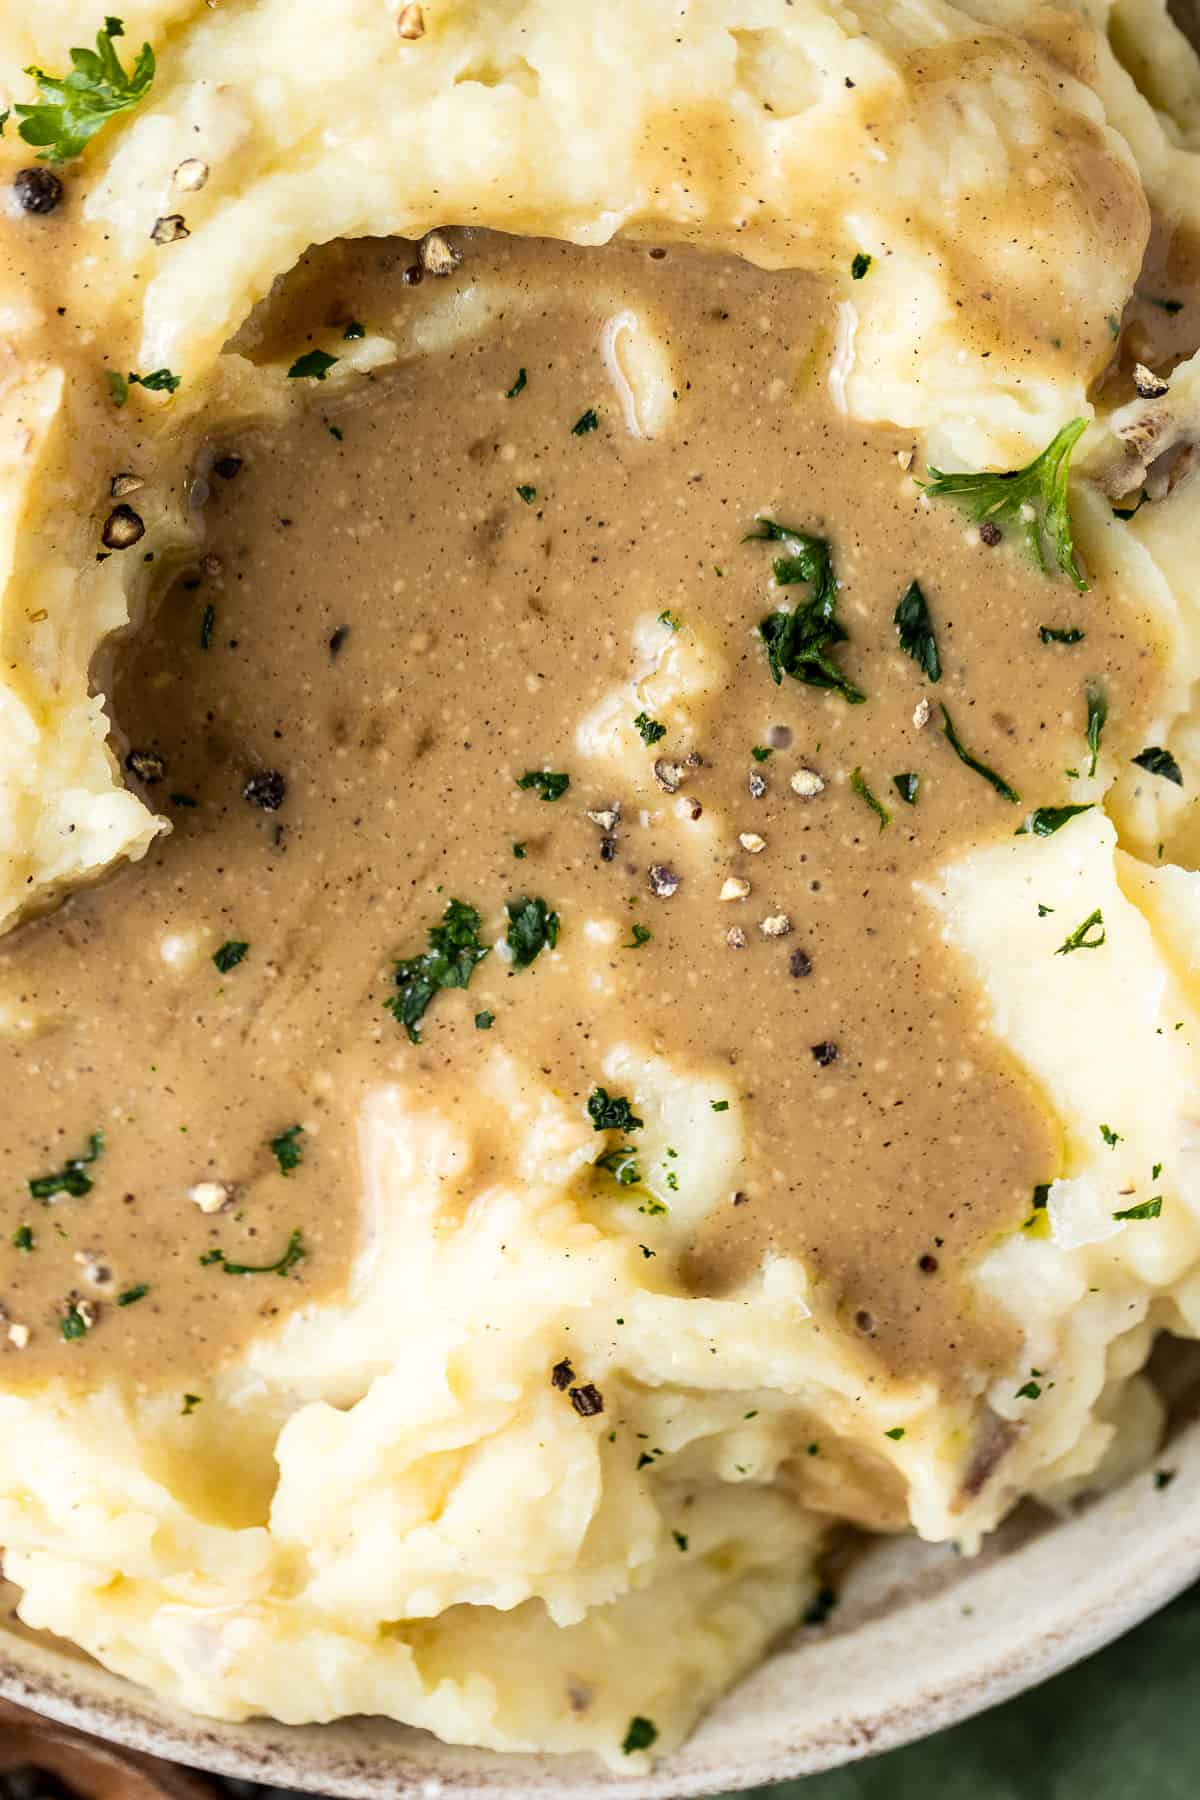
[[0, 232, 1165, 1394]]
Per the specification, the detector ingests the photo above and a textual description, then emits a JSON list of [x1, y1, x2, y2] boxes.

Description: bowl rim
[[1, 1442, 1197, 1799]]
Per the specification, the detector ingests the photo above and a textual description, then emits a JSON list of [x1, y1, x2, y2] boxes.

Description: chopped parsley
[[1153, 1162, 1164, 1180], [474, 1011, 494, 1030], [1145, 295, 1184, 313], [941, 707, 1020, 804], [512, 841, 527, 859], [624, 923, 652, 949], [587, 1088, 644, 1133], [751, 744, 774, 762], [658, 609, 681, 630], [1015, 1378, 1042, 1401], [1100, 1124, 1121, 1147], [893, 580, 941, 682], [571, 407, 599, 436], [1039, 625, 1085, 644], [673, 1530, 689, 1551], [387, 898, 489, 1042], [1055, 908, 1105, 955], [212, 940, 249, 973], [1085, 681, 1107, 778], [1133, 746, 1183, 786], [110, 368, 182, 405], [18, 17, 156, 164], [12, 1225, 33, 1252], [181, 1393, 202, 1414], [1015, 803, 1093, 838], [517, 769, 569, 802], [200, 603, 215, 650], [200, 1227, 306, 1276], [884, 1426, 905, 1441], [1114, 1197, 1163, 1221], [505, 368, 527, 398], [621, 1718, 658, 1757], [922, 417, 1088, 588], [30, 1131, 103, 1201], [287, 349, 338, 381], [747, 517, 865, 704], [850, 767, 890, 830], [851, 252, 872, 279], [892, 772, 919, 805], [60, 1303, 88, 1342], [506, 895, 560, 967], [269, 1123, 304, 1176], [711, 1099, 730, 1112], [633, 712, 667, 746], [595, 1147, 641, 1187], [1038, 903, 1055, 917], [117, 1283, 148, 1305], [515, 484, 537, 505]]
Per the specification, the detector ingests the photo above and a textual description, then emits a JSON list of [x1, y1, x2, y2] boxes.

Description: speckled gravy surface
[[0, 232, 1164, 1394]]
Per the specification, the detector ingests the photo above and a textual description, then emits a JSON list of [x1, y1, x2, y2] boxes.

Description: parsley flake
[[1085, 681, 1107, 778], [18, 17, 156, 165], [747, 517, 865, 704], [941, 707, 1020, 804], [621, 1718, 658, 1757], [893, 772, 919, 805], [624, 923, 652, 949], [12, 1225, 33, 1253], [595, 1147, 641, 1187], [515, 484, 537, 505], [634, 712, 666, 745], [1015, 804, 1093, 838], [1100, 1123, 1121, 1147], [588, 1088, 644, 1133], [117, 1282, 148, 1306], [388, 899, 489, 1042], [201, 1227, 305, 1276], [506, 895, 560, 967], [269, 1123, 304, 1176], [893, 580, 941, 682], [342, 320, 365, 340], [851, 252, 872, 279], [850, 767, 890, 830], [30, 1131, 103, 1201], [571, 407, 599, 436], [1114, 1196, 1163, 1221], [1133, 746, 1183, 786], [922, 418, 1088, 588], [287, 350, 338, 381], [1055, 908, 1105, 955], [212, 940, 249, 973], [1039, 625, 1085, 644], [505, 368, 527, 398], [517, 769, 569, 802]]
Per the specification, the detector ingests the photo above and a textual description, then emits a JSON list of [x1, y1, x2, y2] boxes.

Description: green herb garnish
[[940, 707, 1020, 803], [1015, 1378, 1042, 1400], [387, 899, 489, 1042], [287, 350, 338, 381], [625, 923, 652, 949], [893, 772, 919, 805], [60, 1303, 88, 1342], [212, 940, 248, 973], [850, 767, 890, 830], [1039, 625, 1085, 644], [515, 484, 537, 505], [751, 744, 773, 762], [342, 320, 365, 340], [711, 1100, 730, 1112], [117, 1283, 148, 1305], [200, 603, 215, 650], [506, 895, 560, 968], [1015, 804, 1093, 838], [922, 418, 1088, 588], [18, 17, 155, 164], [1133, 746, 1183, 786], [571, 407, 599, 436], [181, 1393, 202, 1414], [517, 769, 569, 802], [658, 609, 680, 630], [1100, 1124, 1121, 1147], [512, 841, 526, 859], [30, 1131, 103, 1201], [1113, 1196, 1162, 1221], [506, 368, 527, 398], [111, 368, 181, 405], [884, 1427, 905, 1441], [269, 1123, 304, 1176], [12, 1225, 33, 1252], [851, 252, 872, 279], [1085, 681, 1107, 778], [621, 1718, 658, 1757], [587, 1088, 644, 1133], [201, 1227, 305, 1276], [634, 712, 666, 745], [747, 517, 865, 704], [595, 1147, 641, 1187], [1055, 908, 1105, 955], [893, 580, 940, 682]]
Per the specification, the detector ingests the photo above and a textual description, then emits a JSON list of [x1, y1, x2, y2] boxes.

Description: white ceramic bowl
[[1, 1406, 1198, 1796]]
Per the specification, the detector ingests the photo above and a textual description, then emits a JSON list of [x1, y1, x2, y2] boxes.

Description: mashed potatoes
[[1, 0, 1200, 1774]]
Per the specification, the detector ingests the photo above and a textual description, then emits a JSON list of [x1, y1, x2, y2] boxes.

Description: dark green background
[[728, 1585, 1199, 1798]]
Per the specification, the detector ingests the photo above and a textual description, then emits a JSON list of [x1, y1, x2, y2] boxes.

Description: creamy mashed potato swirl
[[1, 0, 1200, 1774]]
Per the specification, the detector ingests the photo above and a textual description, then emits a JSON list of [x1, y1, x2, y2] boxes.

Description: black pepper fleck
[[125, 749, 166, 786], [570, 1383, 604, 1417], [213, 454, 243, 480], [329, 625, 351, 658], [551, 1358, 575, 1390], [979, 521, 1002, 546], [811, 1041, 838, 1066], [789, 948, 813, 978], [14, 168, 63, 215], [243, 771, 287, 811]]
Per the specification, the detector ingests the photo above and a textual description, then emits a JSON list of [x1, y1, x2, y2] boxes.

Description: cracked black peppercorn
[[243, 771, 287, 811], [125, 749, 166, 786], [811, 1041, 838, 1067], [212, 453, 243, 480], [14, 168, 63, 215], [551, 1359, 575, 1390], [569, 1383, 604, 1417]]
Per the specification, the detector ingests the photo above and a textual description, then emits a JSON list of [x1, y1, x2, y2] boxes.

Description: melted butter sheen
[[0, 233, 1165, 1391]]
